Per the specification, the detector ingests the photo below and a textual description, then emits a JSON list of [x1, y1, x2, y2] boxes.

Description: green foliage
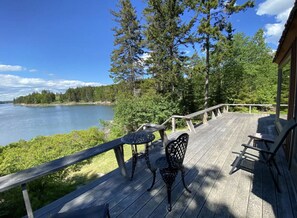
[[143, 0, 195, 96], [220, 30, 277, 104], [112, 93, 181, 133], [189, 0, 254, 108], [110, 0, 144, 93], [13, 90, 56, 104], [280, 60, 290, 104], [0, 128, 106, 217]]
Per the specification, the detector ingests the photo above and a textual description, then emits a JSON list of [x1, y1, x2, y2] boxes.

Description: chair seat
[[155, 157, 180, 169], [155, 157, 169, 169]]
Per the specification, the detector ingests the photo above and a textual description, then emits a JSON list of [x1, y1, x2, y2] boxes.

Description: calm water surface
[[0, 103, 114, 146]]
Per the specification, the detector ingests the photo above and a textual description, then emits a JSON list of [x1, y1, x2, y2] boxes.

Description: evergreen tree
[[110, 0, 144, 94], [189, 0, 254, 109], [143, 0, 195, 97], [221, 31, 277, 104]]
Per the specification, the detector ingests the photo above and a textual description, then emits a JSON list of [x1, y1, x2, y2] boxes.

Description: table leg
[[144, 143, 153, 170], [145, 142, 157, 191], [131, 144, 138, 180]]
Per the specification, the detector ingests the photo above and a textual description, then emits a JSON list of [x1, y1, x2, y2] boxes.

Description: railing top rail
[[185, 104, 225, 118], [161, 103, 286, 126], [0, 138, 123, 193], [226, 103, 287, 107]]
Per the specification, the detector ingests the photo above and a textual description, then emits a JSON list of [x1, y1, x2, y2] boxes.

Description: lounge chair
[[229, 119, 297, 192]]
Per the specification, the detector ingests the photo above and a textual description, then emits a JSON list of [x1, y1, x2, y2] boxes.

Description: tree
[[189, 0, 254, 110], [143, 0, 195, 97], [110, 0, 144, 94], [221, 30, 277, 104]]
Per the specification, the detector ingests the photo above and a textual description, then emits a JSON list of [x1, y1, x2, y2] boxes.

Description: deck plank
[[33, 113, 296, 218], [193, 114, 247, 217], [147, 117, 229, 217]]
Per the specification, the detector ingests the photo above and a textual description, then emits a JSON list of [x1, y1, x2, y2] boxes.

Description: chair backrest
[[166, 133, 189, 169], [270, 119, 297, 156]]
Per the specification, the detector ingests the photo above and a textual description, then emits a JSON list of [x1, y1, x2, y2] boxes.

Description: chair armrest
[[248, 133, 275, 143], [241, 143, 273, 154]]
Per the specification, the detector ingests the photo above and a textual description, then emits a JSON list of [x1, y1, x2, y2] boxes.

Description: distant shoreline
[[14, 101, 114, 107]]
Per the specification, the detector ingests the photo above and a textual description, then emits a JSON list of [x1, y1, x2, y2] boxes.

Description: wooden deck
[[34, 113, 297, 218]]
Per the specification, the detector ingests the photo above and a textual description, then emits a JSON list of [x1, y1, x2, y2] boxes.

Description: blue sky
[[0, 0, 295, 101]]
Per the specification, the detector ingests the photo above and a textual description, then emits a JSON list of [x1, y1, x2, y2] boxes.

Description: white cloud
[[257, 0, 293, 16], [28, 69, 38, 73], [0, 63, 38, 73], [264, 23, 284, 44], [256, 0, 295, 45], [0, 64, 24, 72], [0, 74, 103, 101]]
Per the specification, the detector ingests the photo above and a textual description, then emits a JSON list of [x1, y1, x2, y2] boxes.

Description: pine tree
[[189, 0, 254, 110], [143, 0, 195, 97], [110, 0, 144, 94]]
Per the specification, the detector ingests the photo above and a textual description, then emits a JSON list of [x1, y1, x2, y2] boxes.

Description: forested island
[[13, 84, 118, 105], [0, 101, 12, 104]]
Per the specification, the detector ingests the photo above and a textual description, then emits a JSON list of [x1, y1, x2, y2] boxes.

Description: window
[[279, 56, 291, 119]]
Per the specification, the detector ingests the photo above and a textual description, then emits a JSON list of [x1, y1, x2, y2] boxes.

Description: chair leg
[[229, 147, 247, 175], [181, 168, 191, 193], [268, 164, 281, 192], [147, 170, 156, 191], [167, 185, 173, 212], [160, 168, 178, 212], [271, 158, 281, 175]]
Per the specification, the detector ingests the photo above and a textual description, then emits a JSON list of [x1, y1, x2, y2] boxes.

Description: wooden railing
[[162, 103, 286, 133], [0, 138, 128, 218], [0, 125, 166, 218]]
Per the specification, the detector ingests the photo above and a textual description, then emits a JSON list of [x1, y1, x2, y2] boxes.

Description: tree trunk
[[204, 10, 211, 110], [205, 34, 210, 110]]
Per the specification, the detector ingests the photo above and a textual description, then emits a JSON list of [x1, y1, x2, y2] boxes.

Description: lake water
[[0, 103, 114, 146]]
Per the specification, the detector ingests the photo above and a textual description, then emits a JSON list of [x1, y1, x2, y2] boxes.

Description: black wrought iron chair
[[148, 133, 191, 211], [230, 119, 297, 192]]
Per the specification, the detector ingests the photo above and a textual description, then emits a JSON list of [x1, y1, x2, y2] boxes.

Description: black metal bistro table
[[121, 131, 155, 180]]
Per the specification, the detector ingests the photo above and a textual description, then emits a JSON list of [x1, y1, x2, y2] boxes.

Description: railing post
[[249, 105, 251, 114], [202, 112, 208, 124], [186, 119, 196, 133], [211, 111, 216, 120], [113, 145, 128, 178], [217, 108, 222, 116], [172, 117, 176, 132], [158, 128, 168, 146], [21, 183, 34, 218], [226, 105, 229, 112]]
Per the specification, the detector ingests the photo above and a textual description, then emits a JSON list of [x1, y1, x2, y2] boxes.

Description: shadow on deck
[[35, 113, 297, 218]]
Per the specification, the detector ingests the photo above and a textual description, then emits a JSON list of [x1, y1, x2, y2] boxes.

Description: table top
[[121, 131, 155, 145]]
